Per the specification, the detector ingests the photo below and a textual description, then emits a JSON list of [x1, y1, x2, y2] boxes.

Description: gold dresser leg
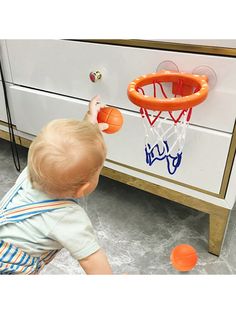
[[209, 209, 230, 256]]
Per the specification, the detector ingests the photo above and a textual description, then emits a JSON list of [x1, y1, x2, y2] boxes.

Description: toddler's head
[[28, 119, 107, 198]]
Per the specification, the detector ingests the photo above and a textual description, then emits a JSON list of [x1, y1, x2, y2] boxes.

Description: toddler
[[0, 96, 113, 274]]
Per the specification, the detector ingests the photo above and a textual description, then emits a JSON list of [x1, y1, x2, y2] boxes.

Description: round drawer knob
[[89, 71, 102, 82]]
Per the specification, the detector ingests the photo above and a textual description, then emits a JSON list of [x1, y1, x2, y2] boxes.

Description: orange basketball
[[97, 107, 123, 134], [170, 244, 198, 272]]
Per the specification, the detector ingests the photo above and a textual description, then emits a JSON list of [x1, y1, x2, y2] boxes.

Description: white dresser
[[0, 39, 236, 256]]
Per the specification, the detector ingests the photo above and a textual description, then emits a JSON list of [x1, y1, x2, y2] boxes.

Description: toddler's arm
[[79, 249, 113, 274], [84, 95, 108, 131]]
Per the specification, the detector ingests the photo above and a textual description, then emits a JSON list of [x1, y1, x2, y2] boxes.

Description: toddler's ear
[[76, 182, 90, 198]]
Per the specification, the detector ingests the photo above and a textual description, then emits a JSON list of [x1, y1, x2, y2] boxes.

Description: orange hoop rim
[[127, 71, 209, 111]]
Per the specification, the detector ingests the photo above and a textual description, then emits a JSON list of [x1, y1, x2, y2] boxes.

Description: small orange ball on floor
[[97, 107, 123, 134], [170, 244, 198, 272]]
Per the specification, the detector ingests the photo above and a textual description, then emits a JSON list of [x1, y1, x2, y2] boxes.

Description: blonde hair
[[28, 119, 106, 198]]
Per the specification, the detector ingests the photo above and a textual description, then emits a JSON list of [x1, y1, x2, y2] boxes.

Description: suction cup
[[192, 65, 217, 90], [156, 60, 179, 73]]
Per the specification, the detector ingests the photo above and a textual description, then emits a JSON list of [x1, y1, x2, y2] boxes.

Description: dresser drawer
[[9, 85, 231, 195], [0, 40, 13, 83], [6, 40, 236, 133], [0, 81, 16, 123], [104, 110, 231, 195], [0, 81, 7, 122], [9, 85, 88, 135]]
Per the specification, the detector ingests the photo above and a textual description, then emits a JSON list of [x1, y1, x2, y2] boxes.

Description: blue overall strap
[[0, 167, 28, 210], [0, 166, 78, 225], [0, 198, 78, 226]]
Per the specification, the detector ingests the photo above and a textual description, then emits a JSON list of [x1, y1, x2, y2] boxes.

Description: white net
[[140, 107, 192, 175], [137, 81, 193, 175]]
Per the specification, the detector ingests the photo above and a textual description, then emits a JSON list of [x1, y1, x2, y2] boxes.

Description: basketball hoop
[[127, 70, 209, 175]]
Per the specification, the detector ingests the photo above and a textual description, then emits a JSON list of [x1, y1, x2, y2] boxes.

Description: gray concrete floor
[[1, 138, 236, 274]]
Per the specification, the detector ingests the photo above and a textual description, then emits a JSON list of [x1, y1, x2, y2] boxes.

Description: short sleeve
[[48, 205, 100, 260]]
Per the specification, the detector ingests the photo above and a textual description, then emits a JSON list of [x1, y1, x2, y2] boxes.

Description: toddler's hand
[[88, 95, 103, 123], [84, 96, 109, 131], [85, 96, 108, 131]]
